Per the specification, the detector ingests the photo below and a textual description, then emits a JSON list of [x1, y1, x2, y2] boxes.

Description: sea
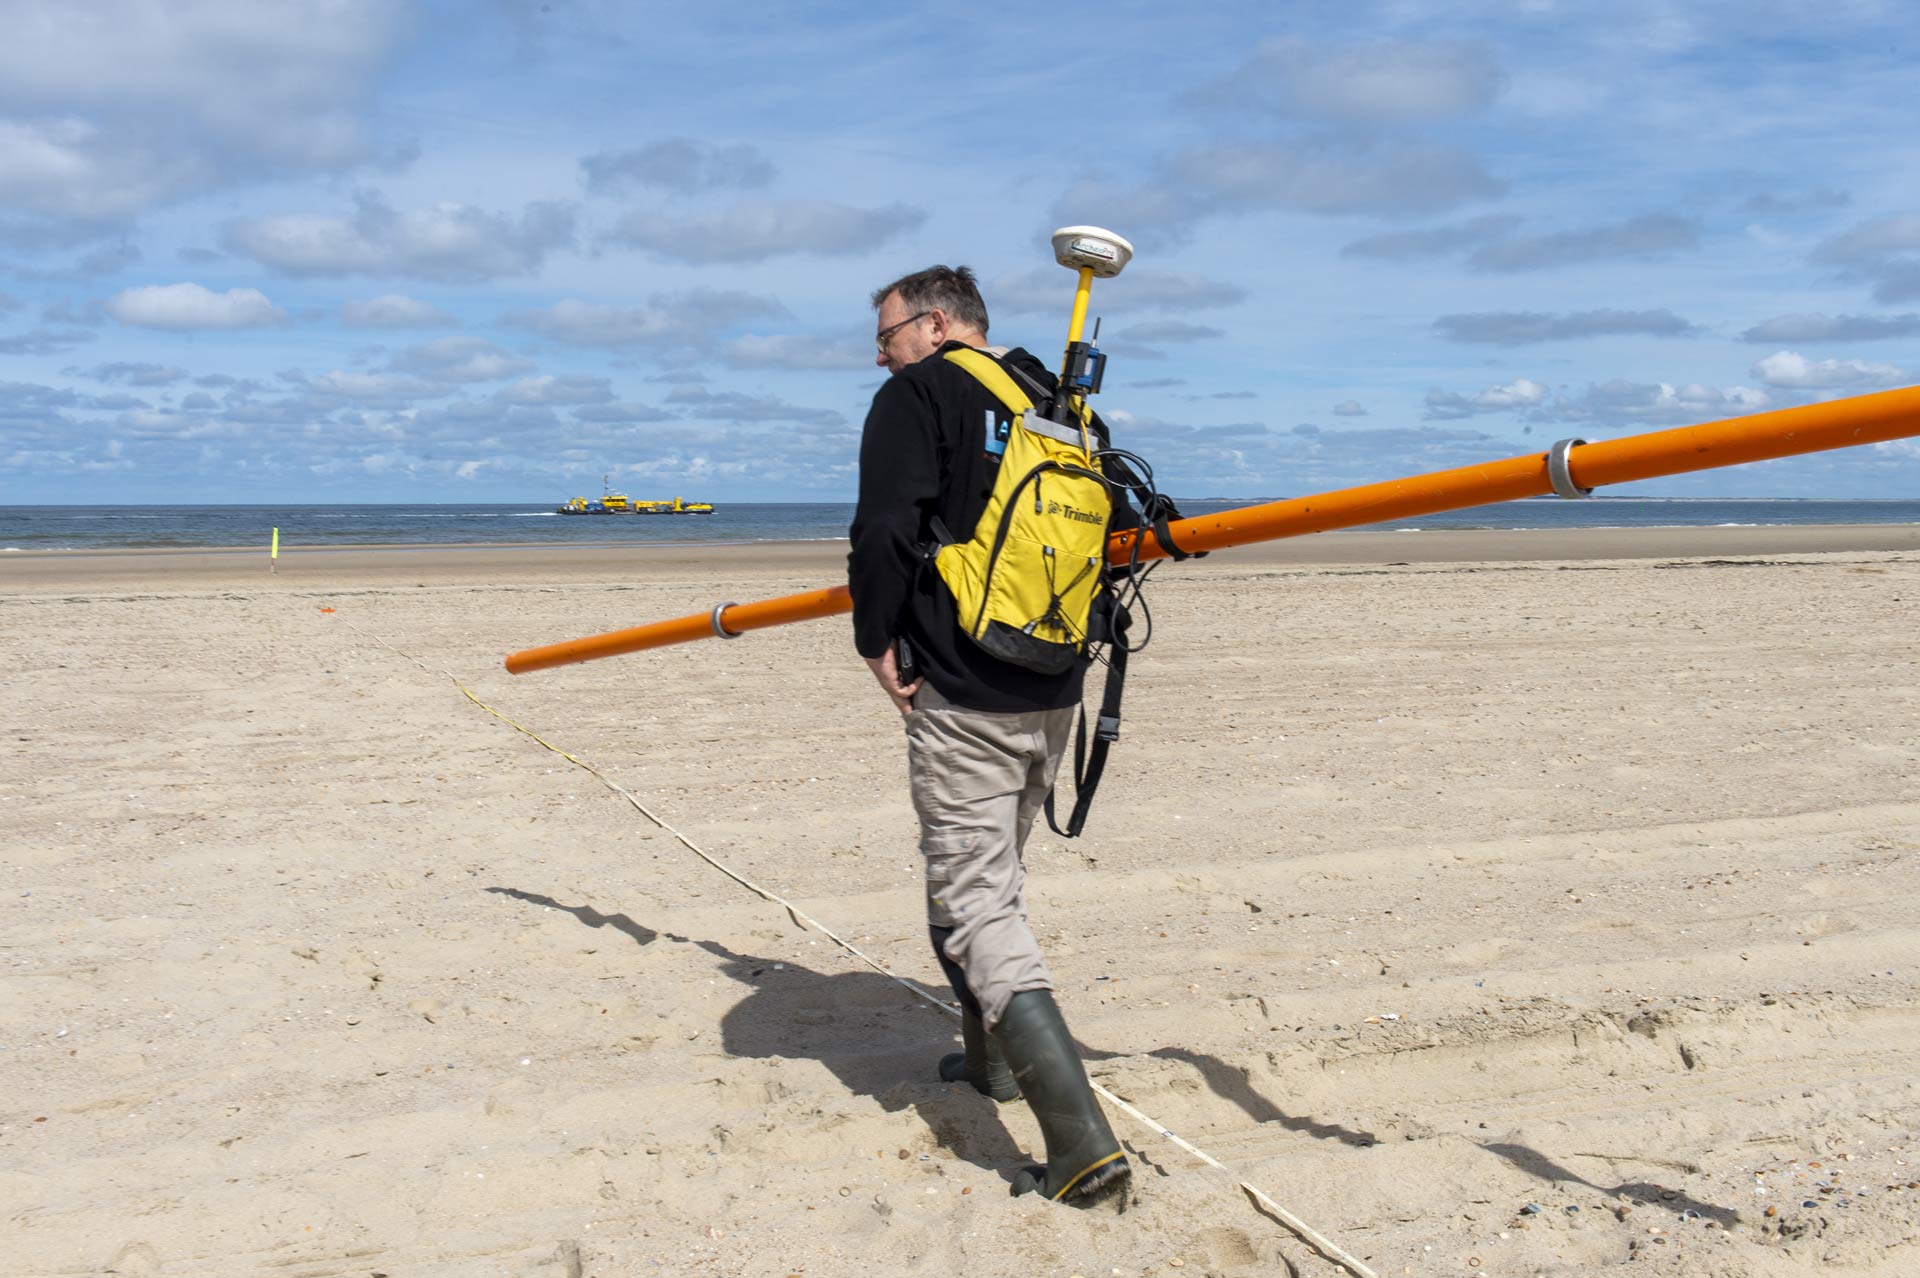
[[2, 498, 1918, 553]]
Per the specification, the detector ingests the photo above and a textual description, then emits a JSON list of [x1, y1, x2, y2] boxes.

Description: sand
[[3, 526, 1918, 1277]]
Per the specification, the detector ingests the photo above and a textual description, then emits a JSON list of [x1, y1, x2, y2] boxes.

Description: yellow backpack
[[931, 347, 1112, 674]]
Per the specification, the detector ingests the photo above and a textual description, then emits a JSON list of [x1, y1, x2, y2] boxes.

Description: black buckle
[[1095, 713, 1121, 742]]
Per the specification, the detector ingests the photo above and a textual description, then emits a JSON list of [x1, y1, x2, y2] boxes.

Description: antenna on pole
[[1045, 226, 1134, 423]]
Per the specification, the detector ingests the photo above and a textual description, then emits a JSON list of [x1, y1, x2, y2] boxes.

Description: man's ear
[[925, 308, 949, 342]]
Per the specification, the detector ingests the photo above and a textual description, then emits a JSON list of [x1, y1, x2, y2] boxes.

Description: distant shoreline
[[4, 523, 1915, 594], [5, 517, 1918, 559], [4, 495, 1920, 507]]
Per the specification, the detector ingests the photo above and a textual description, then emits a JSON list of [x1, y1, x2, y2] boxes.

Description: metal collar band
[[1548, 437, 1593, 499]]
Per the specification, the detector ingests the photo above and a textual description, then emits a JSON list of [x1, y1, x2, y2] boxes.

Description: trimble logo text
[[1047, 502, 1104, 525]]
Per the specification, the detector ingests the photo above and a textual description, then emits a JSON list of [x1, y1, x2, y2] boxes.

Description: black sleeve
[[847, 374, 944, 659]]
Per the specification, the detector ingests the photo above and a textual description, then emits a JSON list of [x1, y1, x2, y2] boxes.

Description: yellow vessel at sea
[[634, 497, 714, 514], [555, 494, 715, 515], [556, 474, 713, 514]]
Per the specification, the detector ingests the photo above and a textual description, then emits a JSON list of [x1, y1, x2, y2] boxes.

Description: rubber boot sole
[[1013, 1149, 1132, 1206]]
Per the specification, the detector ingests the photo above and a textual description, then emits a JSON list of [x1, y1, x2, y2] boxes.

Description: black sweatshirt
[[847, 341, 1134, 713]]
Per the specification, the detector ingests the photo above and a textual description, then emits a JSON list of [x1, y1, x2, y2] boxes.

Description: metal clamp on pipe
[[710, 602, 742, 639], [1547, 437, 1593, 499]]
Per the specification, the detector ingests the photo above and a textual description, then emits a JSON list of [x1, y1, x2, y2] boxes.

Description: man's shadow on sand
[[490, 887, 1394, 1180], [487, 887, 1026, 1179], [487, 888, 1740, 1221]]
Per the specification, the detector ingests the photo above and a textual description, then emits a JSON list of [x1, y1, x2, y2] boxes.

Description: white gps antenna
[[1051, 226, 1134, 278]]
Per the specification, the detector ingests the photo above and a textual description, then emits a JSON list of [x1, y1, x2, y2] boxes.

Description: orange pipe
[[506, 384, 1920, 674], [1113, 382, 1920, 564], [506, 585, 852, 674]]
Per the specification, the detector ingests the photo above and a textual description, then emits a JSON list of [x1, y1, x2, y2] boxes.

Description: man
[[847, 265, 1131, 1207]]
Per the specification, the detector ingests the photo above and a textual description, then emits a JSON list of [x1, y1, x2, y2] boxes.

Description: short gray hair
[[871, 264, 989, 336]]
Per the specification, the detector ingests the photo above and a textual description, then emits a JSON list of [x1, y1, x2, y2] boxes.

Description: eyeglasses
[[874, 310, 931, 353]]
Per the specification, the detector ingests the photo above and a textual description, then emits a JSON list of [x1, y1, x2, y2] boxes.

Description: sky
[[3, 0, 1920, 504]]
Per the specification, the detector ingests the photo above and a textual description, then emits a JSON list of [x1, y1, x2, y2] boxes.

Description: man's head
[[871, 265, 989, 374]]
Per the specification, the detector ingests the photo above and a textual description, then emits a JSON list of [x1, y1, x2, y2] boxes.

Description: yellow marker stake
[[270, 526, 279, 574]]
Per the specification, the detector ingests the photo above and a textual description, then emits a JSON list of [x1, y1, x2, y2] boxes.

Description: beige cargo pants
[[905, 682, 1076, 1030]]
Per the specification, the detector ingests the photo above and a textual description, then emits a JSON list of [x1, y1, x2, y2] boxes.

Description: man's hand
[[864, 647, 923, 717]]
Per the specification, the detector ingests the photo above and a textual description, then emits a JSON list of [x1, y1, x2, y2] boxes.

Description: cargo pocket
[[920, 827, 982, 929]]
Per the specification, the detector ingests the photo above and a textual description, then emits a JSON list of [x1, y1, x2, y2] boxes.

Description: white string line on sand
[[335, 614, 1378, 1278]]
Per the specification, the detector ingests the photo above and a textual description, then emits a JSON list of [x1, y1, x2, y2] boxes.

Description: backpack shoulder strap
[[943, 346, 1032, 415], [997, 356, 1052, 403], [948, 347, 1099, 454]]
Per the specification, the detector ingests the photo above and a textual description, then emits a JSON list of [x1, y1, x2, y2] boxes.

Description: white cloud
[[1742, 188, 1850, 218], [106, 282, 283, 329], [1188, 39, 1505, 124], [112, 406, 245, 440], [75, 361, 186, 386], [1103, 318, 1226, 358], [306, 371, 447, 404], [1527, 380, 1772, 426], [1751, 349, 1906, 389], [1433, 309, 1698, 345], [225, 193, 577, 282], [0, 1, 404, 225], [581, 139, 775, 195], [1741, 312, 1920, 343], [991, 267, 1249, 316], [1810, 214, 1920, 302], [1115, 319, 1224, 343], [1345, 214, 1698, 272], [387, 337, 534, 383], [508, 291, 785, 351], [0, 327, 95, 354], [1478, 378, 1548, 408], [1343, 215, 1524, 261], [496, 375, 616, 405], [1056, 139, 1505, 243], [0, 118, 139, 218], [666, 385, 844, 426], [573, 401, 675, 424], [1424, 377, 1548, 419], [8, 240, 142, 281], [1465, 214, 1699, 273], [1812, 213, 1920, 265], [341, 294, 459, 329], [1179, 138, 1506, 217], [513, 300, 670, 346], [722, 333, 874, 371], [604, 200, 926, 263]]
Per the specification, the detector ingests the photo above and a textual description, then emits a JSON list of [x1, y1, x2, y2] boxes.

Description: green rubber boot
[[939, 1007, 1020, 1102], [994, 990, 1131, 1206]]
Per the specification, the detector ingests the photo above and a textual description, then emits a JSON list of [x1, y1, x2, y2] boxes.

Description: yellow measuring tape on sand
[[330, 609, 1378, 1278]]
